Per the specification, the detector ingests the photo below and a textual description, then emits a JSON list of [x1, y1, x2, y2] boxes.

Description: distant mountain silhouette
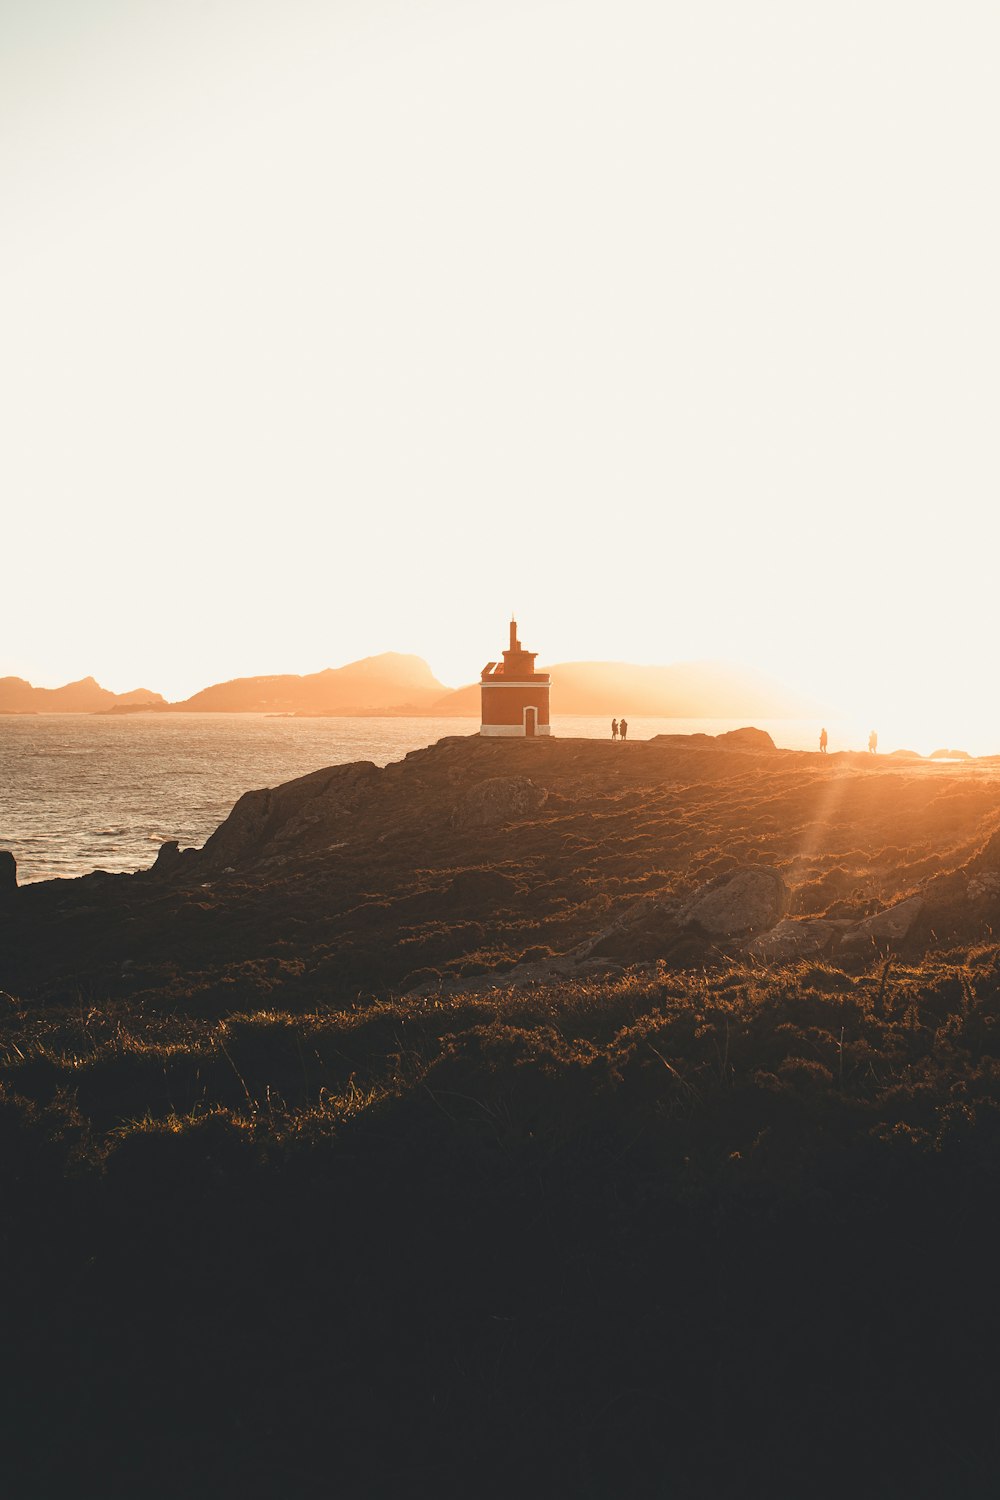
[[0, 676, 165, 714], [170, 654, 449, 715], [432, 660, 817, 718], [2, 655, 817, 718]]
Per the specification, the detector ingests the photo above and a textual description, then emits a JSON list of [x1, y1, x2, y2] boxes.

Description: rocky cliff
[[5, 731, 1000, 1014]]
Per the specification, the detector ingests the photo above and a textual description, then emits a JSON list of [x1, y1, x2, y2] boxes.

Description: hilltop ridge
[[3, 731, 1000, 1496], [168, 652, 448, 714], [8, 652, 818, 718], [0, 676, 164, 713], [5, 728, 1000, 1007]]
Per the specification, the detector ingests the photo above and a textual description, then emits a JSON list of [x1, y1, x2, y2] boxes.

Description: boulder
[[651, 727, 777, 752], [0, 850, 16, 895], [681, 867, 788, 937], [451, 777, 548, 830], [748, 917, 842, 961], [714, 727, 777, 751], [581, 894, 679, 960], [841, 895, 924, 950]]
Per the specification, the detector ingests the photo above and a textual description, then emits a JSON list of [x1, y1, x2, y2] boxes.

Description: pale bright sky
[[3, 1, 998, 746]]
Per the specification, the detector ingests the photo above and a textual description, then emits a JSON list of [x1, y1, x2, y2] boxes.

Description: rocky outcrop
[[270, 764, 382, 848], [681, 867, 788, 937], [153, 840, 183, 873], [652, 727, 777, 752], [840, 896, 924, 952], [582, 895, 675, 961], [715, 727, 777, 751], [450, 777, 548, 830], [200, 761, 381, 869], [5, 733, 1000, 1011], [0, 850, 16, 896], [586, 869, 790, 962], [200, 787, 275, 869], [748, 917, 848, 961]]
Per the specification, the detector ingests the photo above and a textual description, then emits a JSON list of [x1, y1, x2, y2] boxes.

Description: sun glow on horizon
[[2, 1, 998, 743]]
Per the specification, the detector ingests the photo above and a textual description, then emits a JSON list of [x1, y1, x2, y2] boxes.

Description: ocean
[[0, 712, 865, 884]]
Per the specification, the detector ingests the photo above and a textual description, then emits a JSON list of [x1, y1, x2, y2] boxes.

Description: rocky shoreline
[[5, 729, 1000, 1014], [4, 729, 1000, 1497]]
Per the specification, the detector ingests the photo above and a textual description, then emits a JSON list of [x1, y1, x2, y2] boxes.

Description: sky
[[3, 1, 999, 745]]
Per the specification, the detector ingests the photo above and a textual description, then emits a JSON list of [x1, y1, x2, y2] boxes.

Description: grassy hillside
[[3, 948, 1000, 1497], [8, 733, 1000, 1011], [3, 736, 1000, 1496]]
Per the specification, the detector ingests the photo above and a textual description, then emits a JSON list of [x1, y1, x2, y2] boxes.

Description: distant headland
[[0, 676, 165, 714], [2, 653, 818, 720]]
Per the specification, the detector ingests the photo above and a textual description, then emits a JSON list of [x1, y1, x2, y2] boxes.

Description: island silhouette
[[4, 653, 819, 719], [0, 675, 165, 713]]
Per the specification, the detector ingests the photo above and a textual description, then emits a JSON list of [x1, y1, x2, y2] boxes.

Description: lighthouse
[[480, 619, 551, 737]]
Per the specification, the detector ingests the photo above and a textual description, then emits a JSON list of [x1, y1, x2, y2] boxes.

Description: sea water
[[0, 712, 910, 884]]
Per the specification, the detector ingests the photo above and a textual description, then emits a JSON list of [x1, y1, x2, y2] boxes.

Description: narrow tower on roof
[[480, 618, 551, 737]]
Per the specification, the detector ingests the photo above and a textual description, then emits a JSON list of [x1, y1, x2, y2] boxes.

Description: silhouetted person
[[611, 719, 618, 741], [868, 729, 878, 755], [620, 717, 628, 742], [819, 727, 828, 754]]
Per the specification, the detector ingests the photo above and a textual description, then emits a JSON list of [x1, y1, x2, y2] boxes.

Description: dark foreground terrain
[[3, 733, 1000, 1497]]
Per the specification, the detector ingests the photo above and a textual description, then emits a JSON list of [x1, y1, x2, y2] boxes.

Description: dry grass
[[2, 949, 1000, 1497]]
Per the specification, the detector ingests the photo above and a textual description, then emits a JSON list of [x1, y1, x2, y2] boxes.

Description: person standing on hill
[[868, 730, 878, 755], [819, 727, 828, 754], [611, 719, 618, 742], [620, 717, 628, 742]]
